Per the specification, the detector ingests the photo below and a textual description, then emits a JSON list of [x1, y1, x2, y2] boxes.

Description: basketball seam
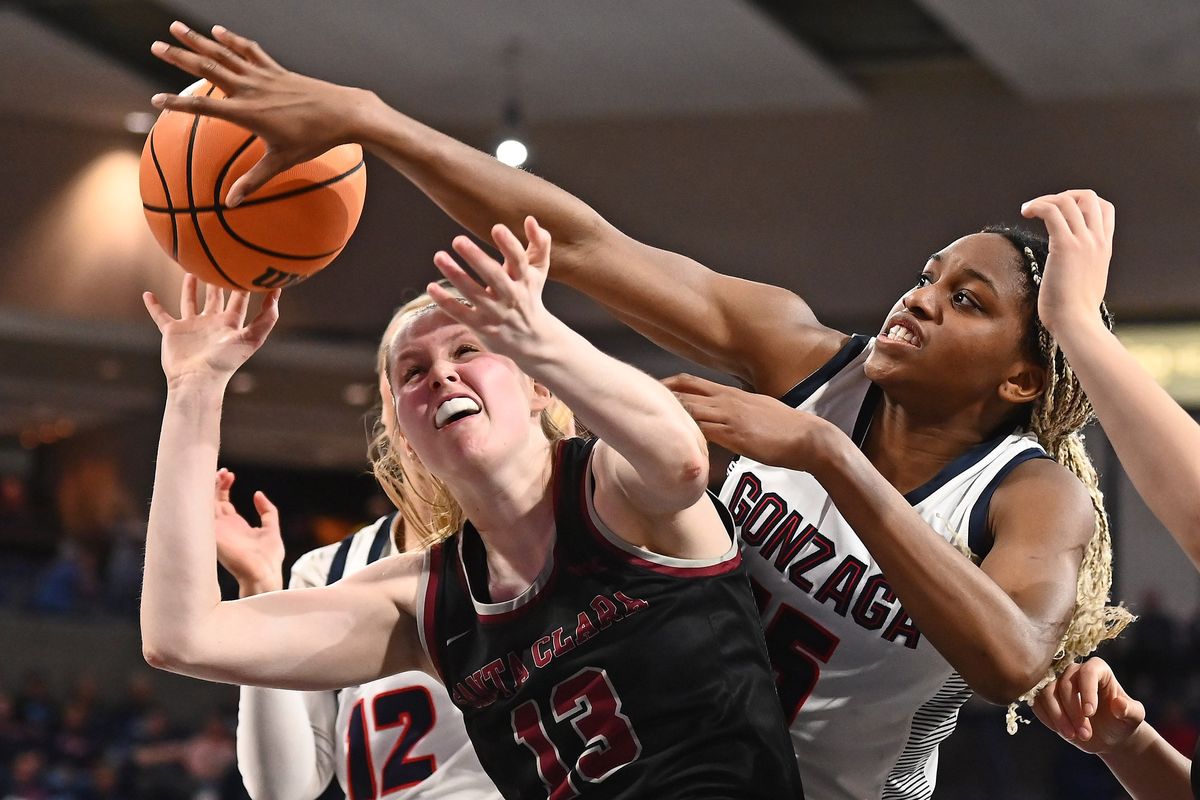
[[185, 83, 247, 291], [147, 128, 179, 260], [141, 159, 364, 215], [210, 138, 360, 261]]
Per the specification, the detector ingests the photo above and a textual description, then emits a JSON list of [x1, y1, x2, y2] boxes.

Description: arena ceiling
[[1, 1, 1197, 469]]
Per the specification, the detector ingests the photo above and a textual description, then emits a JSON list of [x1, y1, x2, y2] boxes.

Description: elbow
[[968, 652, 1048, 706], [141, 632, 202, 675], [142, 641, 177, 672], [670, 435, 711, 499]]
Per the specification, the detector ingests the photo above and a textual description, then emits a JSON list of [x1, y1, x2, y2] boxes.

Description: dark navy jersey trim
[[326, 533, 355, 585], [903, 430, 1016, 506], [967, 448, 1050, 560], [851, 383, 883, 447], [367, 513, 395, 564], [779, 334, 869, 408]]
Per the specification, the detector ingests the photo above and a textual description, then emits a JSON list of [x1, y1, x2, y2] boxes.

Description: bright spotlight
[[495, 138, 529, 168]]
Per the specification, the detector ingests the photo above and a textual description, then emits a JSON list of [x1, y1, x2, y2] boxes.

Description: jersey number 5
[[511, 667, 643, 800], [347, 687, 437, 799], [753, 579, 841, 723]]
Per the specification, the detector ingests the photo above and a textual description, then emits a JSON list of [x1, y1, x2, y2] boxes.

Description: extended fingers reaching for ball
[[143, 275, 280, 388], [429, 217, 555, 356], [149, 22, 365, 206], [1020, 189, 1115, 336]]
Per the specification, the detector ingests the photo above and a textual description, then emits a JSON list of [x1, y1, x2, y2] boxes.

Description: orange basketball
[[139, 79, 366, 292]]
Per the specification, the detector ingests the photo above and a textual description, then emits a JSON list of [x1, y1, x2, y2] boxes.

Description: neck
[[441, 434, 557, 601], [863, 391, 1013, 495]]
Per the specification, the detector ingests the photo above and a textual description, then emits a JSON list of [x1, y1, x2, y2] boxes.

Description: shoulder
[[988, 457, 1094, 548], [750, 324, 852, 398]]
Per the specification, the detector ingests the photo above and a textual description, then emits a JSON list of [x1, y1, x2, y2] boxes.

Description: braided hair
[[981, 225, 1134, 731]]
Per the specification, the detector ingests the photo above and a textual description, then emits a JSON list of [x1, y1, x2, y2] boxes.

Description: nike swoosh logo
[[445, 630, 471, 646]]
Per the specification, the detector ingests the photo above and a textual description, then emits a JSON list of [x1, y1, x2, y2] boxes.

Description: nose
[[428, 358, 460, 389], [902, 283, 938, 321]]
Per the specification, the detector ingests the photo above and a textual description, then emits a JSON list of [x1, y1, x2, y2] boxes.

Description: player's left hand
[[662, 374, 838, 470], [1031, 657, 1145, 754], [429, 216, 555, 358], [1020, 189, 1115, 337]]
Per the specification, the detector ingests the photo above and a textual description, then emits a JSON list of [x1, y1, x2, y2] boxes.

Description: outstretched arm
[[430, 218, 729, 560], [148, 21, 843, 396], [211, 471, 338, 800], [1033, 658, 1192, 800], [1025, 190, 1200, 570], [666, 376, 1091, 703], [140, 277, 423, 691]]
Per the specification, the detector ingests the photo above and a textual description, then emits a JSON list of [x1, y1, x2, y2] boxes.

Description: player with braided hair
[[146, 23, 1126, 798]]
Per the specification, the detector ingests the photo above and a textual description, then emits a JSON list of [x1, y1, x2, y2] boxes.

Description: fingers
[[202, 281, 224, 314], [1032, 678, 1074, 740], [524, 216, 552, 270], [169, 21, 245, 76], [150, 38, 242, 91], [1054, 664, 1088, 736], [211, 24, 281, 70], [227, 152, 290, 207], [252, 491, 279, 530], [1101, 198, 1115, 244], [1076, 657, 1108, 717], [244, 289, 281, 345], [142, 292, 175, 331], [215, 467, 236, 499], [227, 289, 251, 327], [662, 373, 722, 396], [181, 274, 199, 317], [432, 250, 488, 311], [427, 281, 474, 325], [491, 223, 530, 282], [452, 235, 515, 300], [1022, 190, 1110, 242]]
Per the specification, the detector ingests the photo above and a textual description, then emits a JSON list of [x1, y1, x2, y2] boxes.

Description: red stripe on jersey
[[423, 544, 446, 684]]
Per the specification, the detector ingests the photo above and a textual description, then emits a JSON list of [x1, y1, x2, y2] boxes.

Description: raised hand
[[429, 216, 555, 358], [662, 373, 836, 471], [1020, 189, 1115, 336], [149, 21, 368, 207], [143, 274, 280, 389], [213, 468, 284, 596], [1031, 657, 1145, 754]]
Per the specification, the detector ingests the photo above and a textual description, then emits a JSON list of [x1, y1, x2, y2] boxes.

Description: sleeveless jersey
[[417, 437, 805, 800], [290, 515, 501, 800], [720, 335, 1047, 800]]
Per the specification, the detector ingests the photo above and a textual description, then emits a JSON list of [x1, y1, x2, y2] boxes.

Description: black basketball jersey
[[416, 437, 804, 800]]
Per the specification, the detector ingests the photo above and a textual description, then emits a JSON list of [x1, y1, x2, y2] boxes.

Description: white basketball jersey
[[292, 516, 502, 800], [720, 336, 1046, 800]]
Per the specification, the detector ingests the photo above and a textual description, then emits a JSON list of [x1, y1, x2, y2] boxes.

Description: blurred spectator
[[28, 544, 99, 616]]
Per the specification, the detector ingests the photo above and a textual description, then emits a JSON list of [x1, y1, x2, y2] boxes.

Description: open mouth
[[434, 396, 482, 429], [881, 318, 922, 348]]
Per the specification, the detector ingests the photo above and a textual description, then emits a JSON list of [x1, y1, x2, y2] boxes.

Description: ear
[[998, 359, 1046, 405], [530, 381, 554, 415]]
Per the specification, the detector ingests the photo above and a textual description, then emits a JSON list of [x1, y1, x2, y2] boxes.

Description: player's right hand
[[1031, 657, 1145, 754], [213, 468, 285, 596], [149, 21, 370, 207]]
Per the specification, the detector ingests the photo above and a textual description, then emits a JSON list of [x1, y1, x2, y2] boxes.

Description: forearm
[[1053, 319, 1200, 567], [1099, 723, 1193, 800], [237, 686, 333, 800], [809, 434, 1052, 701], [142, 381, 228, 664], [522, 317, 707, 503], [351, 96, 796, 384]]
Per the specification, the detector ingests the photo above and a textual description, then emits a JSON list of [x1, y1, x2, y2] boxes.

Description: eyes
[[399, 343, 480, 383], [913, 272, 982, 311]]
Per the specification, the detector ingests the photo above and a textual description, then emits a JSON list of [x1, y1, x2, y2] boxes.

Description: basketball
[[138, 79, 366, 292]]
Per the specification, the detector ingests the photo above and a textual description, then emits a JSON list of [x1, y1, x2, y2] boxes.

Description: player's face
[[388, 309, 544, 478], [865, 233, 1041, 408]]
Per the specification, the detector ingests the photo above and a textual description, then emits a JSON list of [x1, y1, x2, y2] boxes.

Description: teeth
[[885, 324, 918, 345], [435, 396, 481, 428]]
